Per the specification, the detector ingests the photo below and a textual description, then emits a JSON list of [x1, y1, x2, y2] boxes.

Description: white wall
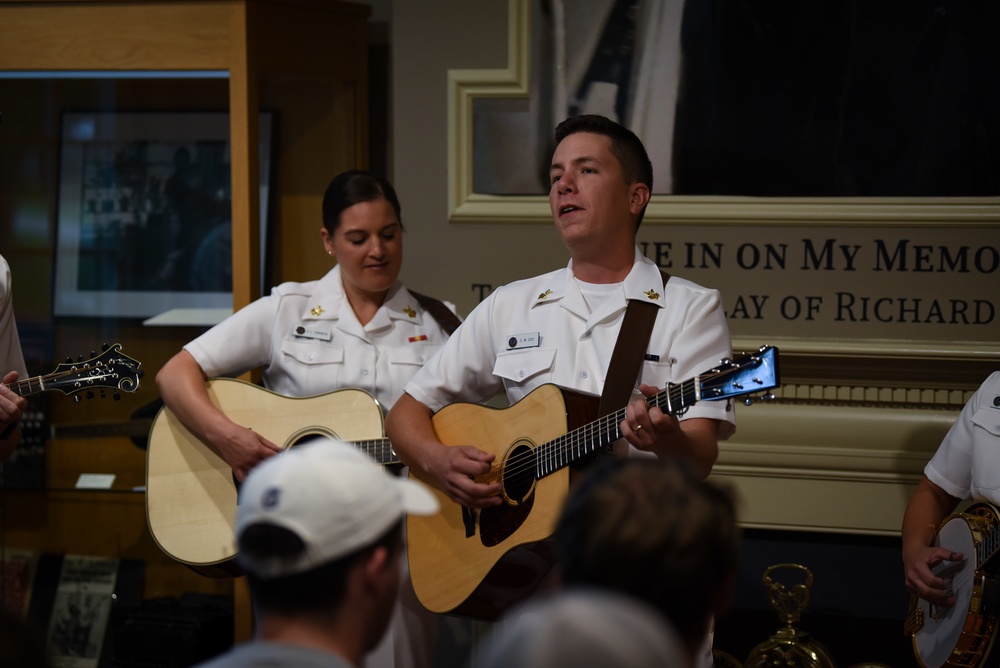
[[391, 0, 567, 318]]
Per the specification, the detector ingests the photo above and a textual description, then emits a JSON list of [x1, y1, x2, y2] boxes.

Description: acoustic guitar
[[407, 345, 780, 619], [905, 502, 1000, 668], [145, 378, 394, 576]]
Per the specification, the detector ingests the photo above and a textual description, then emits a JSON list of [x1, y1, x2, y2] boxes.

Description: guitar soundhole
[[500, 441, 536, 506]]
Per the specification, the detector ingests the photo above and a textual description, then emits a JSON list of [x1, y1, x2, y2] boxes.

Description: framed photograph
[[54, 110, 273, 318]]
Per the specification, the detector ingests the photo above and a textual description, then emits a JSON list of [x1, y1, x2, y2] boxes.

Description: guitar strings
[[472, 351, 771, 486], [473, 371, 717, 486], [7, 365, 123, 396]]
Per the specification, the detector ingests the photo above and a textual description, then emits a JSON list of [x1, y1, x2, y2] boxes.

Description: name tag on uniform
[[506, 332, 540, 350], [294, 326, 332, 342]]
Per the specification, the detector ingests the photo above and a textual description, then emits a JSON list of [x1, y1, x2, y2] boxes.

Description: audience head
[[553, 114, 654, 227], [471, 588, 689, 668], [236, 437, 437, 649], [554, 456, 740, 656], [321, 170, 403, 234]]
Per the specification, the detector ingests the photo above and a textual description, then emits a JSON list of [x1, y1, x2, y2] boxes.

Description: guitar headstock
[[700, 345, 780, 405], [49, 343, 143, 401]]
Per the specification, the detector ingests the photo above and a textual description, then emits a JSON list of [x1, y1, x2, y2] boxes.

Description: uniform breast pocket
[[639, 358, 673, 388], [970, 407, 1000, 492], [493, 348, 556, 402], [281, 338, 344, 370], [387, 343, 443, 385]]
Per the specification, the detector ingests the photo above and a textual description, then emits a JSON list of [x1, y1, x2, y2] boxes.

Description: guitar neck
[[352, 437, 400, 466], [534, 382, 685, 477], [535, 347, 778, 478]]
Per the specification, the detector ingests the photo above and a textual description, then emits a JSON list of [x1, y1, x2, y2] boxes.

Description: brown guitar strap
[[411, 290, 462, 336], [598, 270, 671, 417]]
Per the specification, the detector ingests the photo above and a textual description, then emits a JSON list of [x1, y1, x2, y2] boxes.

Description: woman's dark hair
[[321, 170, 403, 234]]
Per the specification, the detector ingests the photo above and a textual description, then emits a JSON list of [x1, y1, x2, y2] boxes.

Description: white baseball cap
[[235, 436, 438, 579]]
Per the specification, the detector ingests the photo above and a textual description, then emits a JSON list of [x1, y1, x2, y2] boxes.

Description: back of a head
[[235, 437, 437, 613], [554, 457, 739, 647], [472, 588, 690, 668]]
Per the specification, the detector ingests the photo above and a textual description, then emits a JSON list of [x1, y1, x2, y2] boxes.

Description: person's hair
[[321, 170, 403, 234], [243, 519, 403, 616], [553, 114, 654, 227], [555, 457, 739, 646]]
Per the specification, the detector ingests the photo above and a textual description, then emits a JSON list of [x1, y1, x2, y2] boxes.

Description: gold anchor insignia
[[403, 305, 417, 318], [644, 289, 660, 300], [310, 305, 325, 316], [538, 289, 553, 300]]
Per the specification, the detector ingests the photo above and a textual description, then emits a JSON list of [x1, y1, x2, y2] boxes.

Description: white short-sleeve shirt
[[925, 371, 1000, 503], [0, 254, 27, 378], [184, 265, 454, 410], [404, 248, 736, 441]]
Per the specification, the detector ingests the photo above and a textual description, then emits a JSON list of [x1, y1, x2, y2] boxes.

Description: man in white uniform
[[902, 371, 1000, 606], [0, 253, 28, 462], [386, 114, 733, 497], [385, 115, 734, 666]]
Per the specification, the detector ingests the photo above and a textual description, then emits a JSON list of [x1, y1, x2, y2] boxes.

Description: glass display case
[[0, 2, 370, 664]]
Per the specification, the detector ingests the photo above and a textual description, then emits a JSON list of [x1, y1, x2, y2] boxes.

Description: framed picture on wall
[[53, 110, 273, 318], [446, 0, 1000, 381]]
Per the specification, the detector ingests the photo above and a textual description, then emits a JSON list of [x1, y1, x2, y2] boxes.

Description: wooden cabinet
[[0, 0, 370, 650]]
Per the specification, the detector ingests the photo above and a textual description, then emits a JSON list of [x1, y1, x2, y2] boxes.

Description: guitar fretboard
[[530, 347, 777, 480], [533, 378, 693, 477], [353, 438, 399, 466]]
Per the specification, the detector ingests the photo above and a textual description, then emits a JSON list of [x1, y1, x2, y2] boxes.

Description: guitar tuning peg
[[744, 397, 754, 406], [74, 395, 81, 403], [102, 343, 110, 351], [113, 392, 121, 401], [762, 393, 777, 402], [65, 356, 72, 363], [86, 390, 94, 400], [99, 389, 106, 399]]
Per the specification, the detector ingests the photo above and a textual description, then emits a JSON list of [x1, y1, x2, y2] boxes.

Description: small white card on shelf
[[75, 473, 116, 490]]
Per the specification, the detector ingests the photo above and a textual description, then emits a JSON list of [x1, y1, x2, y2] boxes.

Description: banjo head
[[913, 515, 980, 668]]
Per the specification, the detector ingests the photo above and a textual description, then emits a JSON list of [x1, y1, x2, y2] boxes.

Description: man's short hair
[[555, 457, 739, 644], [554, 114, 654, 227], [243, 519, 403, 615]]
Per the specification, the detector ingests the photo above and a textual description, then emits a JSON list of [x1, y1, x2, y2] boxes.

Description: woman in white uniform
[[156, 170, 457, 668]]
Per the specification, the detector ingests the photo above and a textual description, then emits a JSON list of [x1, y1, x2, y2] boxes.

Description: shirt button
[[306, 354, 315, 362], [519, 370, 525, 378], [580, 371, 589, 379], [362, 369, 369, 376]]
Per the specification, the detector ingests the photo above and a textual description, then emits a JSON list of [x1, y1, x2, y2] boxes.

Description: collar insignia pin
[[310, 306, 325, 316], [538, 289, 553, 300], [404, 306, 417, 318], [644, 289, 660, 300]]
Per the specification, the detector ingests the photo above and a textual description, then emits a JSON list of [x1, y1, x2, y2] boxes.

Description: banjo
[[905, 502, 1000, 668]]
